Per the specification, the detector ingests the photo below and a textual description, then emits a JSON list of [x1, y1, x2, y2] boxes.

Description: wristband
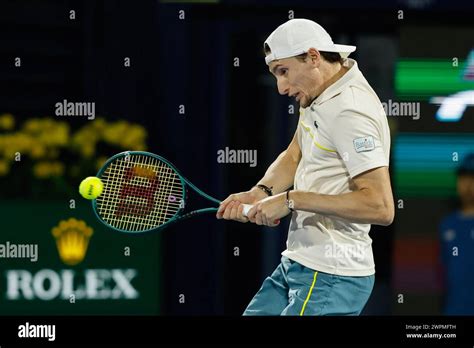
[[254, 184, 273, 196], [285, 190, 294, 212]]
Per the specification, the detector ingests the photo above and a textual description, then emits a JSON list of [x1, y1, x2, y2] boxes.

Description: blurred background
[[0, 0, 473, 316]]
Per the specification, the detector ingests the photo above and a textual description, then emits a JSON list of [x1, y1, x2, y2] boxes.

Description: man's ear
[[307, 48, 321, 67]]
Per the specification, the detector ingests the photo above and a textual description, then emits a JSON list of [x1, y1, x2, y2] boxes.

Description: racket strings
[[96, 154, 184, 231]]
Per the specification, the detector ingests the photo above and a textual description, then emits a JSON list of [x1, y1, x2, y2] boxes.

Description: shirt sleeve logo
[[353, 136, 376, 153]]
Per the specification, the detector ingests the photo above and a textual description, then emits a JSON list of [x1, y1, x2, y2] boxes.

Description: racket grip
[[242, 204, 279, 226], [242, 204, 253, 217]]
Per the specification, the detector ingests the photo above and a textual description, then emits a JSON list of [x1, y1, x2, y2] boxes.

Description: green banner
[[0, 200, 161, 315], [395, 59, 474, 101]]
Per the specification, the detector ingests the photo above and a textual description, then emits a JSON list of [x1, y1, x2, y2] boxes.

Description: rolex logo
[[51, 218, 93, 266]]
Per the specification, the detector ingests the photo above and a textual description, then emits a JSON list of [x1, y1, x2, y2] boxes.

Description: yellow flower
[[103, 121, 130, 146], [30, 143, 46, 159], [22, 118, 69, 150], [72, 127, 97, 150], [0, 133, 32, 158], [51, 122, 69, 146], [14, 133, 32, 152], [103, 127, 117, 144], [92, 118, 107, 131], [0, 159, 10, 176], [0, 114, 15, 130], [23, 119, 42, 133], [33, 161, 64, 178], [119, 125, 147, 149], [81, 144, 95, 158], [41, 118, 55, 130], [33, 162, 49, 178], [2, 142, 17, 159]]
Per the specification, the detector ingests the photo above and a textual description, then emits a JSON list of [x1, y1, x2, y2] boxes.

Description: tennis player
[[217, 18, 394, 316]]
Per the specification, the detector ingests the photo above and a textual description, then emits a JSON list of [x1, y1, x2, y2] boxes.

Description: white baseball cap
[[264, 18, 356, 65]]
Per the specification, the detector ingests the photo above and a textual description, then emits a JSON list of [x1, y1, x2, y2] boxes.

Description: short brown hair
[[293, 52, 343, 65]]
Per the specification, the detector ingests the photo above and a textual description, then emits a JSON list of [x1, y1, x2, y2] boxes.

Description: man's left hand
[[247, 192, 292, 227]]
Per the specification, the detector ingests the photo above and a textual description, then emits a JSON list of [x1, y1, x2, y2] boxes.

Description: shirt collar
[[309, 58, 360, 109]]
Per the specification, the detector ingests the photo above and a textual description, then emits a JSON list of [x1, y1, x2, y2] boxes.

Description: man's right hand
[[216, 186, 269, 223]]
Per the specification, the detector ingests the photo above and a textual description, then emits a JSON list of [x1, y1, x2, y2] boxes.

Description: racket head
[[92, 151, 186, 233]]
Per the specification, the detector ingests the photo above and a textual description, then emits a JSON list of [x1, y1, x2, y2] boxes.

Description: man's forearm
[[257, 150, 299, 195], [291, 189, 394, 226]]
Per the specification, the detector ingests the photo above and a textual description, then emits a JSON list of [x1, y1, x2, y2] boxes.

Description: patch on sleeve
[[353, 136, 375, 153]]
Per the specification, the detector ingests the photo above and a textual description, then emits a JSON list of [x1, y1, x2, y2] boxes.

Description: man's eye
[[279, 69, 288, 75]]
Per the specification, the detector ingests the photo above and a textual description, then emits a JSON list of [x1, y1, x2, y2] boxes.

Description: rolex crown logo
[[51, 218, 93, 266]]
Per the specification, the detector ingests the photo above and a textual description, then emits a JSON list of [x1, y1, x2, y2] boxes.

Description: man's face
[[457, 174, 474, 205], [268, 56, 321, 108]]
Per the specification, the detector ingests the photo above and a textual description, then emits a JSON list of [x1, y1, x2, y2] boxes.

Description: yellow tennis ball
[[79, 176, 104, 200]]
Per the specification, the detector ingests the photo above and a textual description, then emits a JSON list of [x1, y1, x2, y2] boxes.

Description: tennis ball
[[79, 176, 104, 200]]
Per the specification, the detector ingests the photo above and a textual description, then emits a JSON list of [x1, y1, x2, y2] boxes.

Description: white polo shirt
[[282, 58, 391, 277]]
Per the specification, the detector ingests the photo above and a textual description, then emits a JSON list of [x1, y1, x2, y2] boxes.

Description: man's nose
[[277, 79, 289, 96]]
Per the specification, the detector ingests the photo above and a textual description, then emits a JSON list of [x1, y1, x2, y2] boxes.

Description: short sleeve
[[331, 110, 389, 178]]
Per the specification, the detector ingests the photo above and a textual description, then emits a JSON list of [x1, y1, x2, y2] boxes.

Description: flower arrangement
[[0, 114, 148, 199]]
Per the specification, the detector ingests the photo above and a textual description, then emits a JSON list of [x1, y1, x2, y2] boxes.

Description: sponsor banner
[[0, 200, 161, 314]]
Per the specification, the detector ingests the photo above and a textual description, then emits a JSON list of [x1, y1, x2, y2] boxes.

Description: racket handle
[[242, 204, 253, 217], [242, 204, 280, 226]]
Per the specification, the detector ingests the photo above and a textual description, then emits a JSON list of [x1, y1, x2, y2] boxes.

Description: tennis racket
[[92, 151, 254, 233]]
